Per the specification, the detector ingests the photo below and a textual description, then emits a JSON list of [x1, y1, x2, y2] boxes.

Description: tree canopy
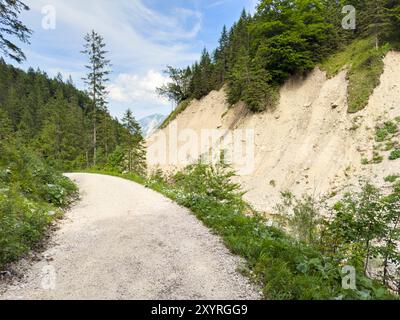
[[158, 0, 400, 113], [0, 0, 32, 63]]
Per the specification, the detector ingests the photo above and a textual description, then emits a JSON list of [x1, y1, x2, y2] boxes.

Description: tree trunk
[[364, 239, 371, 276], [93, 117, 97, 166], [86, 150, 89, 168], [92, 77, 97, 167]]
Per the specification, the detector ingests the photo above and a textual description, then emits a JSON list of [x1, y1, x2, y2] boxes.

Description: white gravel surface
[[0, 173, 261, 300]]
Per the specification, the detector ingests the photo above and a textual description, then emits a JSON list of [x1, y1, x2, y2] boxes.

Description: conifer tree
[[215, 25, 229, 84], [363, 0, 394, 49], [156, 66, 192, 105], [81, 30, 111, 166], [122, 109, 146, 174], [0, 108, 12, 140], [0, 0, 32, 63]]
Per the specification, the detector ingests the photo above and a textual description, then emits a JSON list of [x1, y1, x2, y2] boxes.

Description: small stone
[[48, 211, 56, 217], [0, 271, 12, 279]]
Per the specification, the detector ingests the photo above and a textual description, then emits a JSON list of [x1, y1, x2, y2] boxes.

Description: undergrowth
[[321, 38, 391, 113], [89, 161, 398, 300], [0, 140, 77, 269]]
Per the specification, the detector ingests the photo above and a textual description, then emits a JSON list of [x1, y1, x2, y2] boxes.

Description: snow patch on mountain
[[139, 114, 166, 138]]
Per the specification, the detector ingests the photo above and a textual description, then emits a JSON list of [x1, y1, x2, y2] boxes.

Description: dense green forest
[[0, 61, 146, 172], [158, 0, 400, 117]]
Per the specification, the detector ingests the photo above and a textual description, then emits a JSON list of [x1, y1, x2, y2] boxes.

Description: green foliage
[[389, 149, 400, 161], [81, 30, 112, 167], [371, 117, 400, 161], [121, 109, 147, 175], [372, 152, 384, 164], [252, 0, 335, 82], [100, 161, 397, 300], [0, 0, 32, 63], [158, 0, 398, 121], [385, 175, 400, 183], [376, 121, 398, 142], [323, 182, 400, 291], [0, 138, 77, 269], [0, 191, 51, 267], [361, 0, 400, 48], [276, 192, 322, 245], [0, 60, 128, 171], [321, 38, 391, 113], [156, 66, 192, 105], [227, 53, 278, 112]]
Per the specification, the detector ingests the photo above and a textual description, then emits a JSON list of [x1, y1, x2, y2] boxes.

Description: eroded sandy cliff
[[148, 52, 400, 212]]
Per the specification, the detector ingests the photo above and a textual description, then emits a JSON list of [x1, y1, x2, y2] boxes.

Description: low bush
[[389, 149, 400, 161], [0, 139, 77, 269]]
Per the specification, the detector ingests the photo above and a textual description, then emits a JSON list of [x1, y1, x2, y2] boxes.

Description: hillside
[[148, 51, 400, 212]]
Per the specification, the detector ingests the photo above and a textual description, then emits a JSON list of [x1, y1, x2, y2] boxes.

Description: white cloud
[[206, 0, 230, 9], [25, 0, 202, 70], [108, 70, 169, 107], [21, 0, 204, 118]]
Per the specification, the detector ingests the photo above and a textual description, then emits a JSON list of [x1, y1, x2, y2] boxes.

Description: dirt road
[[0, 173, 260, 300]]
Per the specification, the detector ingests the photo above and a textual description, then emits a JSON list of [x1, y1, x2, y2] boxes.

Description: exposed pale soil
[[148, 51, 400, 212]]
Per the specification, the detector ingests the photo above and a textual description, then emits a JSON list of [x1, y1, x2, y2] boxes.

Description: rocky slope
[[147, 51, 400, 212]]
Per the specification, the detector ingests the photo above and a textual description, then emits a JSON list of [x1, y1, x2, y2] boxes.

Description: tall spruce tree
[[0, 0, 32, 63], [364, 0, 395, 49], [215, 25, 229, 84], [81, 30, 111, 166]]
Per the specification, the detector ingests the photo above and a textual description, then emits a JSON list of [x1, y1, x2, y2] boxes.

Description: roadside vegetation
[[90, 158, 399, 300], [0, 136, 77, 269]]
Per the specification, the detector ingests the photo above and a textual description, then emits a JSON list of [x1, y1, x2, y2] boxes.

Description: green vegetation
[[321, 38, 391, 113], [91, 159, 399, 300], [375, 121, 398, 142], [0, 0, 32, 63], [0, 2, 147, 269], [0, 137, 77, 268], [389, 149, 400, 161], [0, 58, 146, 267], [157, 0, 399, 119], [363, 117, 400, 164], [385, 175, 400, 183]]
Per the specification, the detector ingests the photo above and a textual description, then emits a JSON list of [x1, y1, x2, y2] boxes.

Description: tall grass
[[0, 140, 77, 269], [321, 38, 391, 113]]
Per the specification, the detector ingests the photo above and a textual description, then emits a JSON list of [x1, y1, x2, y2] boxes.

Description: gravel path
[[0, 173, 260, 300]]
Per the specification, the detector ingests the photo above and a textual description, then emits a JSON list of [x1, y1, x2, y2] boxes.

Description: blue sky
[[7, 0, 258, 120]]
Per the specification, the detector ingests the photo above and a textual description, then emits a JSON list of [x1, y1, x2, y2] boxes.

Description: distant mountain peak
[[138, 114, 166, 138]]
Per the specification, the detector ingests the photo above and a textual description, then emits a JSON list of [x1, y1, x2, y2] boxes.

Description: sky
[[7, 0, 258, 120]]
